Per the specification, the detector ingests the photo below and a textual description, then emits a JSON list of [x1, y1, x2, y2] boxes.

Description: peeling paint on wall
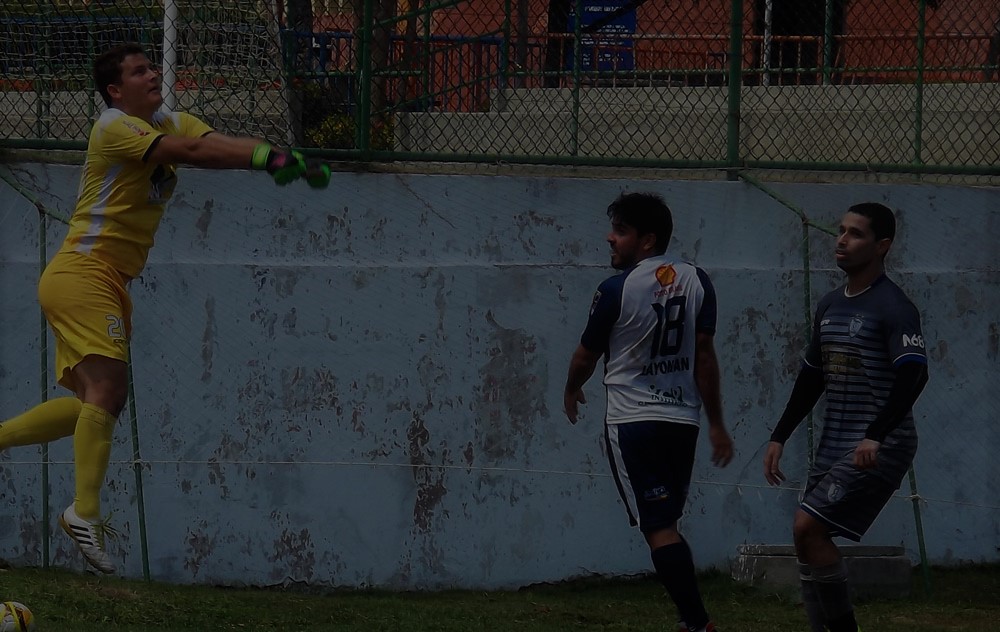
[[475, 311, 549, 462], [0, 167, 997, 589]]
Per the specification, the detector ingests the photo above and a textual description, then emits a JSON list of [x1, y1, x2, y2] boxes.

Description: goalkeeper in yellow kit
[[0, 43, 329, 574]]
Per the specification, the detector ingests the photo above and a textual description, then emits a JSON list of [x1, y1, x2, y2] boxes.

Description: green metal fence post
[[570, 0, 583, 157], [913, 0, 927, 167], [422, 2, 432, 111], [909, 3, 936, 593], [908, 467, 932, 597], [727, 0, 743, 171], [124, 348, 151, 581], [822, 0, 834, 85], [356, 0, 374, 155], [800, 219, 816, 464], [515, 0, 529, 89], [36, 2, 52, 140], [86, 7, 97, 122], [38, 201, 50, 570], [499, 0, 511, 110]]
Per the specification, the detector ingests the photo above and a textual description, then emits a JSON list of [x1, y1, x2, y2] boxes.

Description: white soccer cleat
[[59, 503, 117, 574]]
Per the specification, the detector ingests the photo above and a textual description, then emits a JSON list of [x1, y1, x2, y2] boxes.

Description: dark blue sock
[[651, 540, 709, 630], [799, 562, 827, 632], [811, 560, 858, 632]]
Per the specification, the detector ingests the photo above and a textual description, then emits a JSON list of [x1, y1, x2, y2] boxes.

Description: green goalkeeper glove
[[251, 143, 306, 186]]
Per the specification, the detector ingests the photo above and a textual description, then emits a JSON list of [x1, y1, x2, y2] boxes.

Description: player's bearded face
[[607, 218, 643, 270], [114, 54, 163, 113]]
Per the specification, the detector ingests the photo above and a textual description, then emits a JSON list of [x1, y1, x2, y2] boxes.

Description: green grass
[[1, 565, 998, 631]]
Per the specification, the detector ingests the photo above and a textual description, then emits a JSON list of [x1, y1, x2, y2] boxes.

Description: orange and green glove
[[251, 143, 306, 186]]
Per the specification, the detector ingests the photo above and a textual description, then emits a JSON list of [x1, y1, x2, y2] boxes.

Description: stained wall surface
[[1, 165, 997, 588]]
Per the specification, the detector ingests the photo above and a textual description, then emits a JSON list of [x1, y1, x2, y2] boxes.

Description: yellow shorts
[[38, 251, 132, 391]]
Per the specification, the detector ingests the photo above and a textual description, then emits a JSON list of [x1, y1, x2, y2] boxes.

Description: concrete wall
[[0, 165, 997, 589]]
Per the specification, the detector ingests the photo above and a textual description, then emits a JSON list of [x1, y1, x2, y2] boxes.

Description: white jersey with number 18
[[580, 255, 717, 426]]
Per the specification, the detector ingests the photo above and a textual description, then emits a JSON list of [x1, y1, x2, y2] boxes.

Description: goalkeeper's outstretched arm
[[148, 132, 269, 170], [147, 133, 330, 188]]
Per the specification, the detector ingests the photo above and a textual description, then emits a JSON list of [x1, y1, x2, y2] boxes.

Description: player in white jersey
[[564, 192, 734, 632], [764, 203, 928, 632]]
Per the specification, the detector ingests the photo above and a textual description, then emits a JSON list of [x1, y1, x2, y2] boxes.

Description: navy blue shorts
[[604, 421, 699, 534]]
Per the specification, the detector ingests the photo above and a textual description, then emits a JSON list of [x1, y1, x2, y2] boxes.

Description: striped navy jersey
[[805, 274, 926, 469], [580, 255, 717, 425]]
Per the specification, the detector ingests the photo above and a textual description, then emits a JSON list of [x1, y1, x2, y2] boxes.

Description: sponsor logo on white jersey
[[638, 384, 686, 407]]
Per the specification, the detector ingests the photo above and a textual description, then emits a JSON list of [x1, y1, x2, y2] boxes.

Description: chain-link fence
[[2, 0, 999, 175], [1, 1, 291, 145]]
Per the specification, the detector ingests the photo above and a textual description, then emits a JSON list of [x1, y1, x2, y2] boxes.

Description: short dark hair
[[94, 43, 148, 107], [606, 192, 674, 254], [847, 202, 896, 242]]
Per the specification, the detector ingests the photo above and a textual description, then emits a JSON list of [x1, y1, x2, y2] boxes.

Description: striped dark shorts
[[800, 441, 916, 541]]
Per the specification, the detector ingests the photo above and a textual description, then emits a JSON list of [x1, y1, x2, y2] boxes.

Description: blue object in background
[[567, 0, 637, 72]]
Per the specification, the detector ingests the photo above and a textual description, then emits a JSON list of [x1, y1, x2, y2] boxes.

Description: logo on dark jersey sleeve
[[589, 290, 602, 316]]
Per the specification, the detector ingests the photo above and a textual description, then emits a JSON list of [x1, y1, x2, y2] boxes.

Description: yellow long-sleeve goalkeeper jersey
[[59, 108, 214, 278]]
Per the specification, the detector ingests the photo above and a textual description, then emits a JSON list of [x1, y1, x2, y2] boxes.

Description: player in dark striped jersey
[[564, 192, 734, 632], [764, 202, 929, 632]]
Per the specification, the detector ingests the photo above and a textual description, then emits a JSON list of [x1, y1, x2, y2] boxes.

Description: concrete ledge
[[731, 544, 913, 599]]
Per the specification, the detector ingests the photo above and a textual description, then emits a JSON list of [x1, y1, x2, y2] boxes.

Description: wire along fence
[[1, 0, 999, 176]]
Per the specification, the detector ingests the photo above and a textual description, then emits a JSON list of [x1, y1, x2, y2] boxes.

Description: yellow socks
[[73, 403, 118, 519], [1, 398, 119, 521], [0, 397, 81, 449]]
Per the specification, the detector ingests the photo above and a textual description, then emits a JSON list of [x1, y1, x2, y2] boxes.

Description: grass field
[[1, 564, 998, 631]]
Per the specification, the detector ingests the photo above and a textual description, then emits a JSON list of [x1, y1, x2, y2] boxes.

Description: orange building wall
[[310, 1, 998, 85], [412, 0, 996, 78]]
